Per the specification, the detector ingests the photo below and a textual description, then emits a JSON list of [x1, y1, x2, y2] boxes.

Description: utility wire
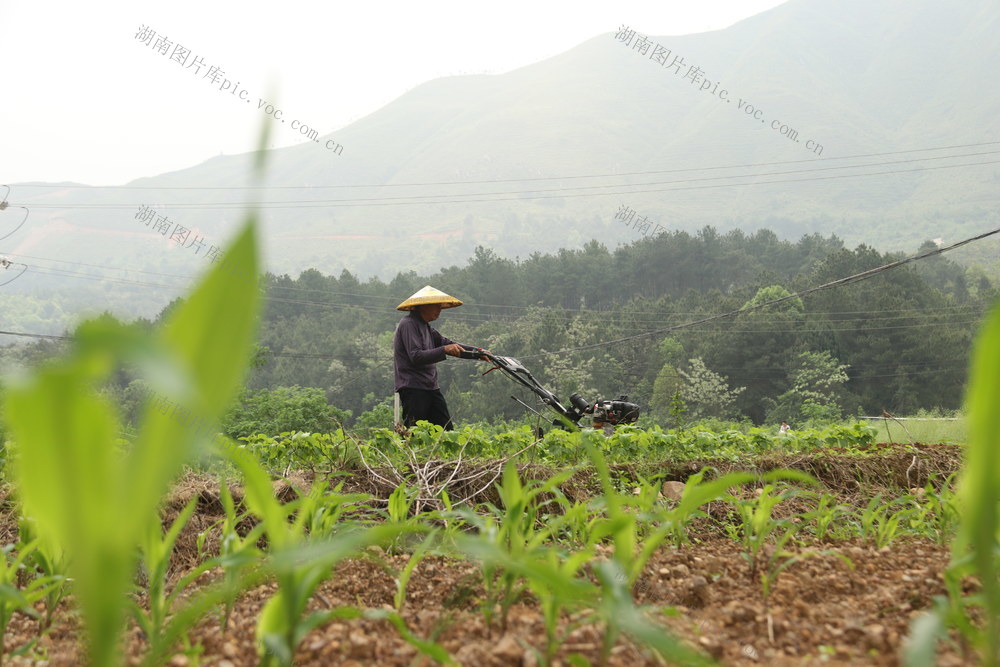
[[522, 226, 1000, 359], [4, 228, 996, 350], [13, 140, 1000, 190], [8, 248, 991, 320], [26, 157, 1000, 210], [4, 254, 990, 334]]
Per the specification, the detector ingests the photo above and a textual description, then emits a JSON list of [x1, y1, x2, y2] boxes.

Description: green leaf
[[366, 609, 457, 664], [6, 366, 133, 665], [903, 602, 947, 667], [0, 583, 36, 615], [3, 218, 262, 667], [955, 302, 1000, 664]]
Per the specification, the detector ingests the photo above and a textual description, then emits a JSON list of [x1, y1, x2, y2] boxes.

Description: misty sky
[[1, 0, 788, 186]]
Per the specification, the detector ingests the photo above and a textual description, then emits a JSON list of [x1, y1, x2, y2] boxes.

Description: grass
[[864, 416, 967, 445]]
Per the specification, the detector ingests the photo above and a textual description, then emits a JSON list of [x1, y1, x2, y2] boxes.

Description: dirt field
[[0, 445, 976, 666]]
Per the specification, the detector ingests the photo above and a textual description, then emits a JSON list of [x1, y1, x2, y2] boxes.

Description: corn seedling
[[4, 221, 261, 666], [544, 492, 596, 547], [588, 446, 761, 592], [756, 532, 853, 644], [535, 547, 596, 664], [456, 535, 603, 664], [388, 481, 416, 525], [905, 474, 960, 545], [802, 492, 853, 542], [656, 467, 739, 547], [211, 477, 267, 631], [394, 531, 437, 613], [129, 494, 262, 666], [0, 540, 63, 663], [224, 441, 405, 666], [858, 494, 913, 548], [905, 303, 1000, 666], [730, 482, 801, 578], [17, 517, 69, 634], [131, 497, 203, 646], [481, 462, 574, 631], [303, 482, 370, 536], [592, 559, 715, 666]]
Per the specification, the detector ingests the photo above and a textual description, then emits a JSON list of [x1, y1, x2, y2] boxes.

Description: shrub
[[222, 386, 349, 438]]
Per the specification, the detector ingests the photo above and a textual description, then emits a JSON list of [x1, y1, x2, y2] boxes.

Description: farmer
[[393, 285, 485, 430]]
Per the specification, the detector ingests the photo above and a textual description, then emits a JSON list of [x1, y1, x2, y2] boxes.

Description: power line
[[26, 157, 1000, 210], [0, 329, 68, 341], [13, 140, 1000, 191], [4, 227, 995, 348], [3, 260, 988, 333], [9, 248, 990, 321], [0, 328, 391, 365], [522, 226, 1000, 359]]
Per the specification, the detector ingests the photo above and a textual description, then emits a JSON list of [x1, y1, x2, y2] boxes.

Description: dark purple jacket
[[393, 310, 472, 391]]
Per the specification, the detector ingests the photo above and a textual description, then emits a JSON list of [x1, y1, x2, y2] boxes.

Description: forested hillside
[[2, 227, 991, 428]]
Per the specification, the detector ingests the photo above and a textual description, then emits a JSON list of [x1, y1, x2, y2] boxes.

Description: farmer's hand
[[477, 349, 492, 361], [444, 344, 463, 357]]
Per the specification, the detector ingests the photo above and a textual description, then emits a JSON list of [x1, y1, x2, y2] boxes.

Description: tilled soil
[[1, 447, 977, 665]]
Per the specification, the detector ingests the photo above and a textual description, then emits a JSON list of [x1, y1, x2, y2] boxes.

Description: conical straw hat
[[396, 285, 464, 311]]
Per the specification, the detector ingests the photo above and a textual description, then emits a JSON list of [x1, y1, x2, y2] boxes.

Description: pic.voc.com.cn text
[[615, 25, 825, 157]]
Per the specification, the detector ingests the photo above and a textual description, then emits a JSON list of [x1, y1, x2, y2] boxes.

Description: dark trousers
[[398, 388, 454, 430]]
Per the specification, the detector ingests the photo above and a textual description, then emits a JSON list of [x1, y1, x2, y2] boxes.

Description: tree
[[649, 341, 686, 424], [744, 285, 804, 313], [677, 358, 745, 420], [765, 351, 849, 425]]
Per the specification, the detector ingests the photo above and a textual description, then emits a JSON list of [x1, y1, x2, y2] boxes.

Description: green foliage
[[765, 351, 850, 425], [240, 430, 359, 475], [3, 222, 260, 666], [6, 229, 986, 426], [744, 284, 804, 312], [730, 483, 799, 578], [355, 393, 393, 432], [223, 386, 350, 438], [903, 302, 1000, 666], [131, 497, 230, 661], [0, 539, 64, 659], [906, 474, 960, 544], [223, 441, 403, 666], [329, 420, 880, 470], [803, 492, 854, 542], [650, 365, 683, 424], [16, 516, 69, 633], [205, 478, 266, 632], [858, 494, 914, 548], [667, 390, 688, 429], [678, 357, 745, 420], [394, 532, 436, 613]]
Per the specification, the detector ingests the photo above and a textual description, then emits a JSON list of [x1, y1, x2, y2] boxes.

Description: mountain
[[3, 0, 998, 323]]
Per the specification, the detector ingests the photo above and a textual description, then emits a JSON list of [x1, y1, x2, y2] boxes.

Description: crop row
[[236, 420, 883, 475], [0, 437, 962, 665]]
